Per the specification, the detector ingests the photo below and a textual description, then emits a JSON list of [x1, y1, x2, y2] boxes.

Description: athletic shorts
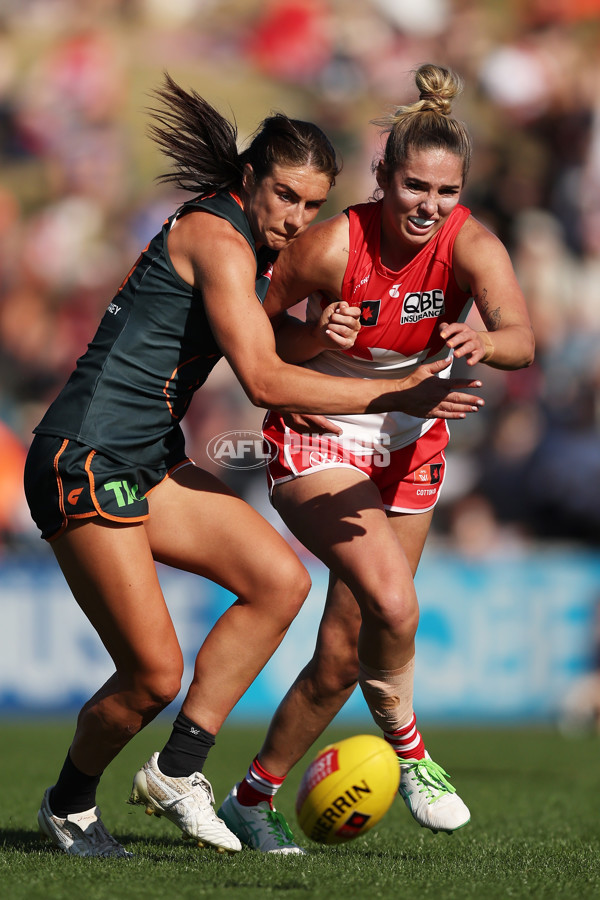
[[24, 433, 191, 541], [263, 414, 450, 514]]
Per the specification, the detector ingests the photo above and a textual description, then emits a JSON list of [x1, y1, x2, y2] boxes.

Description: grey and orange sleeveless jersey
[[34, 191, 278, 466]]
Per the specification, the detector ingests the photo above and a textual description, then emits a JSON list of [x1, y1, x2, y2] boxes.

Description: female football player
[[218, 63, 535, 853]]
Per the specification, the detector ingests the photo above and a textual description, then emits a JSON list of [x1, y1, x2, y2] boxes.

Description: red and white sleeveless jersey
[[302, 200, 473, 452]]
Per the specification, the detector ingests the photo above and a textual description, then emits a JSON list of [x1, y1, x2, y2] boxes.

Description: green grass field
[[1, 721, 599, 899]]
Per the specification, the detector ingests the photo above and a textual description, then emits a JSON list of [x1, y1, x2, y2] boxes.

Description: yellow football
[[295, 734, 400, 844]]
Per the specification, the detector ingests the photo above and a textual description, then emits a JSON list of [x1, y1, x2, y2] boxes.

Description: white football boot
[[398, 752, 470, 833], [218, 783, 305, 854], [129, 752, 241, 853], [38, 788, 132, 857]]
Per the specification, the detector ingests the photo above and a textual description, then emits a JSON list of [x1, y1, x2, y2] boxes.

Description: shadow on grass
[[0, 827, 199, 860], [0, 829, 45, 852]]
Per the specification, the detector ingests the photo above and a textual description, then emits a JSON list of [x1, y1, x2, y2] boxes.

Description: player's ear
[[242, 164, 255, 192], [375, 160, 388, 190]]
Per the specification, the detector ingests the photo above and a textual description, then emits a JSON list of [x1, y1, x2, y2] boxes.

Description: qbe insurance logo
[[206, 430, 278, 470]]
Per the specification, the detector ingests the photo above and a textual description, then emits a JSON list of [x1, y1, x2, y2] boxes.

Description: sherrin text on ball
[[295, 734, 400, 844]]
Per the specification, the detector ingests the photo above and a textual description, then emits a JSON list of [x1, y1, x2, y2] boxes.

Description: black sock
[[157, 711, 216, 777], [49, 752, 102, 817]]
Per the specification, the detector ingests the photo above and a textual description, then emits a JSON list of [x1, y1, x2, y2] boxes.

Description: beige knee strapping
[[358, 657, 415, 732]]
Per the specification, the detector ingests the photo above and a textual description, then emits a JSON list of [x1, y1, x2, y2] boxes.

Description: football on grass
[[295, 734, 400, 844]]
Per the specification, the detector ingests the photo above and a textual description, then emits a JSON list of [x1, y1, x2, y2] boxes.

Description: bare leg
[[258, 467, 433, 776], [52, 519, 184, 776], [144, 463, 311, 734], [259, 574, 361, 776]]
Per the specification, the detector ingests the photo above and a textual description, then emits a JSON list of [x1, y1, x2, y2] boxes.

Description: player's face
[[242, 163, 331, 250], [378, 147, 464, 256]]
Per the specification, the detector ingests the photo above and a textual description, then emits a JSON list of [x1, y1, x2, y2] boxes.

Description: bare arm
[[168, 211, 484, 418], [445, 216, 535, 370], [264, 213, 350, 316], [264, 214, 359, 363]]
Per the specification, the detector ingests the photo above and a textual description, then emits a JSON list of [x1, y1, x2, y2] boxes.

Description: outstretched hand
[[397, 356, 484, 419]]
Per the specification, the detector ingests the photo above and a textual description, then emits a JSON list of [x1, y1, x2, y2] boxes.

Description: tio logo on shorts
[[206, 430, 278, 470]]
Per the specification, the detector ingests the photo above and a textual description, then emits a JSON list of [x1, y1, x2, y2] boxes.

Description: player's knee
[[145, 674, 182, 710], [363, 588, 419, 641], [134, 658, 184, 712], [293, 563, 312, 608], [270, 554, 312, 618]]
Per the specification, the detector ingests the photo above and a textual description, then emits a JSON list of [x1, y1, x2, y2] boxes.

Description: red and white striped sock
[[383, 712, 426, 760], [235, 756, 286, 808]]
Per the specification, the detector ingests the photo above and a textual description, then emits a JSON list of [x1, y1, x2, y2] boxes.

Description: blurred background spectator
[[1, 0, 599, 556]]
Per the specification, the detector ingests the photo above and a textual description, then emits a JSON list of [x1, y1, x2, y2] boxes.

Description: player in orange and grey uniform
[[219, 63, 535, 852], [24, 73, 486, 859], [26, 191, 278, 538]]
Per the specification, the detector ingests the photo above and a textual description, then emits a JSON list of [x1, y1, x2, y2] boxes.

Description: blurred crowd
[[0, 0, 599, 554]]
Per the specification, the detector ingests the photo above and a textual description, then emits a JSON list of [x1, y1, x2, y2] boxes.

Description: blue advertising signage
[[1, 549, 599, 722]]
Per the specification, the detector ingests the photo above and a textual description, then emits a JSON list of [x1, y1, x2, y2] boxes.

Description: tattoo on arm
[[477, 289, 501, 331]]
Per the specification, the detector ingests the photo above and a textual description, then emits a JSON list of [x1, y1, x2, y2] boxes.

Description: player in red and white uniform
[[264, 199, 473, 514], [219, 64, 535, 852]]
